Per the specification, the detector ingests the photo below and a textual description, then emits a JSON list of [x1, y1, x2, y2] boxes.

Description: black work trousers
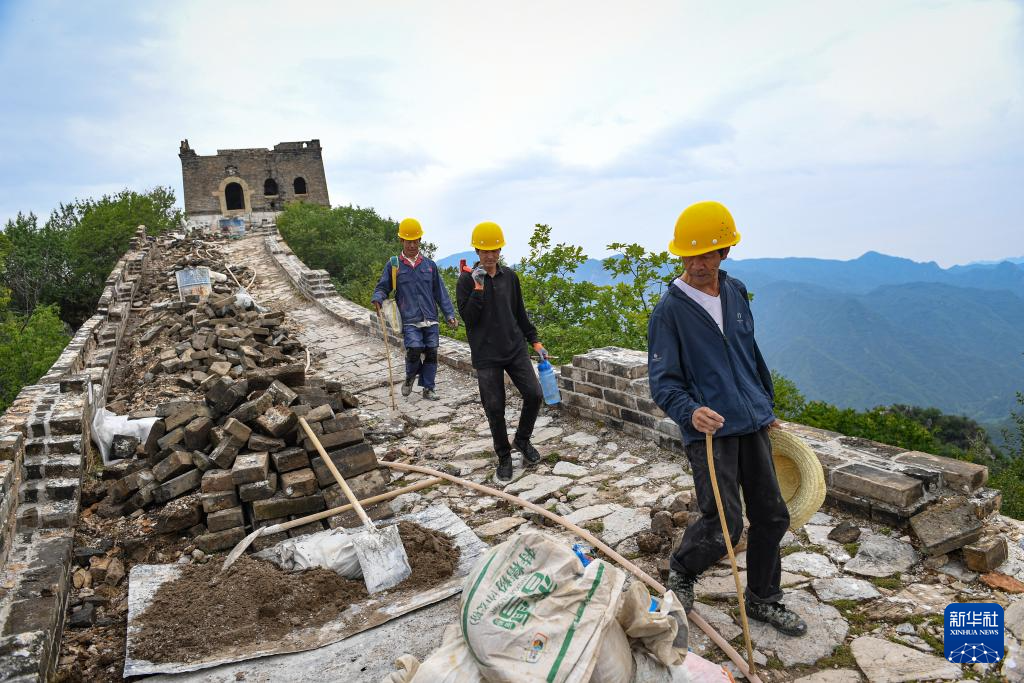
[[670, 428, 790, 605], [476, 350, 543, 456]]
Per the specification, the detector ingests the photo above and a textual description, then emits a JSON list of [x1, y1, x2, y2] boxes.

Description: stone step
[[16, 499, 79, 531], [19, 478, 79, 504], [23, 435, 82, 457], [21, 454, 83, 482]]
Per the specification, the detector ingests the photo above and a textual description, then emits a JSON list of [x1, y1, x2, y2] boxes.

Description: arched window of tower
[[293, 177, 307, 195], [264, 178, 278, 196]]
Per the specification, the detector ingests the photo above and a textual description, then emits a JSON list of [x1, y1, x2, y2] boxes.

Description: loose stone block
[[191, 450, 214, 472], [909, 496, 983, 556], [321, 414, 360, 433], [183, 416, 213, 450], [111, 434, 140, 460], [280, 468, 318, 498], [266, 380, 297, 406], [250, 492, 326, 521], [152, 449, 194, 483], [227, 393, 273, 423], [270, 447, 309, 473], [256, 404, 298, 438], [895, 451, 988, 492], [209, 439, 240, 469], [232, 451, 270, 485], [248, 433, 286, 452], [963, 536, 1008, 572], [201, 469, 235, 493], [832, 463, 924, 508], [201, 489, 239, 513], [222, 418, 252, 445], [239, 473, 278, 502], [310, 443, 379, 487], [321, 468, 389, 508], [207, 506, 245, 532], [302, 428, 363, 453], [156, 427, 185, 452], [195, 526, 246, 552], [304, 404, 334, 423], [109, 468, 154, 503], [152, 469, 202, 505]]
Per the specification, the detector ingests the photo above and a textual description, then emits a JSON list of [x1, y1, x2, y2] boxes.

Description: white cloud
[[1, 0, 1022, 265]]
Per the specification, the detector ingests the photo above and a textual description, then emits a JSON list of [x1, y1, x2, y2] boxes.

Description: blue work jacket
[[648, 271, 776, 445], [371, 256, 456, 325]]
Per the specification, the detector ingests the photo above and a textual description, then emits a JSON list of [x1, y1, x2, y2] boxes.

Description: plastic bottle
[[537, 359, 561, 405]]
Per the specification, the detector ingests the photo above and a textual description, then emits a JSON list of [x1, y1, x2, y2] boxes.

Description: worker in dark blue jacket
[[372, 218, 458, 401], [648, 201, 807, 637]]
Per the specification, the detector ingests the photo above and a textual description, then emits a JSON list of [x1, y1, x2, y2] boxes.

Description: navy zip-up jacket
[[648, 270, 775, 445], [371, 256, 455, 325]]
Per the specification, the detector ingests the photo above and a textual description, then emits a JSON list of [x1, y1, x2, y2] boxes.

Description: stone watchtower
[[178, 139, 330, 223]]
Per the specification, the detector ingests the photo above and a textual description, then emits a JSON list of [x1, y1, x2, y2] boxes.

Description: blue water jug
[[537, 359, 561, 405]]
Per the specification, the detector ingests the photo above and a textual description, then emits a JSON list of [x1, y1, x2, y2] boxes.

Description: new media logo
[[944, 603, 1004, 664]]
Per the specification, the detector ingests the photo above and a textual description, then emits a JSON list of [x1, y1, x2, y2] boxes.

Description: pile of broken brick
[[95, 243, 393, 557]]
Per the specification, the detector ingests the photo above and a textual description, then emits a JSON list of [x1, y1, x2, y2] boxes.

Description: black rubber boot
[[513, 437, 542, 466], [401, 376, 415, 397], [495, 452, 514, 482], [666, 569, 697, 613], [746, 600, 808, 636]]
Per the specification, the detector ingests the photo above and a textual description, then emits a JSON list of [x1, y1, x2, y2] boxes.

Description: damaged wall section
[[0, 227, 153, 681]]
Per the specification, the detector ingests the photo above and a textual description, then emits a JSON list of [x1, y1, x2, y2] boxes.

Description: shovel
[[221, 476, 442, 571], [297, 417, 411, 593]]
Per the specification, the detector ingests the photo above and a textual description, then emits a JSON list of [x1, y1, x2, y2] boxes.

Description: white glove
[[471, 266, 487, 288]]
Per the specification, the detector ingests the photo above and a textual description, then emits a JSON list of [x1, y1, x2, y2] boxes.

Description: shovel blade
[[351, 525, 411, 593]]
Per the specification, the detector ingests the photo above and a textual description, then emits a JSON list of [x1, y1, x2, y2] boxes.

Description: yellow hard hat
[[398, 217, 424, 240], [471, 221, 506, 249], [669, 201, 741, 257]]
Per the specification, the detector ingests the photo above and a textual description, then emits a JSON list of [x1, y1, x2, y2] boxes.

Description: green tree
[[1, 212, 69, 314], [602, 242, 674, 351], [0, 304, 70, 411], [277, 202, 425, 306], [57, 188, 182, 325], [771, 371, 807, 420]]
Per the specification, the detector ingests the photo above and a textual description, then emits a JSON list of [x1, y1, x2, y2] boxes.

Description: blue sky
[[1, 0, 1022, 266]]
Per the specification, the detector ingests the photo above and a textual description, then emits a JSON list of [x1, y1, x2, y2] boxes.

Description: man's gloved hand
[[471, 266, 487, 290], [532, 342, 548, 360], [447, 317, 459, 330]]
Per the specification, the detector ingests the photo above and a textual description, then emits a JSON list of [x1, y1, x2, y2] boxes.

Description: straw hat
[[769, 429, 826, 529]]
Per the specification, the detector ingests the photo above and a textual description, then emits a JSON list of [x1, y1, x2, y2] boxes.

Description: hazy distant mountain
[[752, 281, 1024, 421]]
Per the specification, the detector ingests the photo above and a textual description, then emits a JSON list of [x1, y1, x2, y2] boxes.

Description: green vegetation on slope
[[0, 187, 181, 411]]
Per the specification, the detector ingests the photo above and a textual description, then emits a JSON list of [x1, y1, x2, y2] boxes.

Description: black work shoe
[[513, 438, 542, 466], [422, 388, 440, 401], [401, 377, 415, 397], [495, 453, 514, 482], [746, 600, 808, 636], [666, 569, 696, 613]]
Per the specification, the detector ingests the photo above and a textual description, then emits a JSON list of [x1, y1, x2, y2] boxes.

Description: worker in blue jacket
[[648, 201, 807, 637], [372, 218, 458, 401]]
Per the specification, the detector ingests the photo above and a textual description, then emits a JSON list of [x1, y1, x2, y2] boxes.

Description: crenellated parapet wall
[[558, 346, 998, 526], [0, 226, 155, 681]]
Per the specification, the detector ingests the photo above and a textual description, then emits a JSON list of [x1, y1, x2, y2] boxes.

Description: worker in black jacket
[[456, 221, 547, 482]]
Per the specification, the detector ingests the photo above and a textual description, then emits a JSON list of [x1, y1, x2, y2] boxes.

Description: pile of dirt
[[131, 522, 461, 664], [397, 520, 461, 591]]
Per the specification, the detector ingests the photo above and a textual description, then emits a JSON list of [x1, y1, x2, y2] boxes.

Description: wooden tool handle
[[381, 459, 762, 683], [261, 477, 442, 536], [298, 416, 374, 531], [705, 432, 757, 676]]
